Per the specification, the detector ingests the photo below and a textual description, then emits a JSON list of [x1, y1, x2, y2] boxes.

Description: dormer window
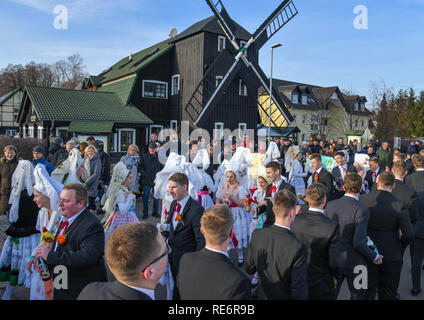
[[292, 92, 299, 104], [354, 101, 359, 111], [301, 93, 308, 105], [218, 36, 226, 52], [360, 102, 365, 111]]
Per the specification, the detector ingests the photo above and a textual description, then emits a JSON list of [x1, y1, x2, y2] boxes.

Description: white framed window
[[38, 126, 44, 139], [170, 120, 178, 132], [214, 122, 224, 140], [361, 120, 365, 128], [55, 127, 68, 139], [171, 75, 180, 96], [355, 119, 358, 128], [150, 125, 164, 142], [301, 93, 308, 105], [5, 129, 17, 137], [110, 133, 118, 153], [216, 76, 223, 88], [239, 79, 247, 96], [292, 92, 299, 104], [142, 80, 168, 99], [28, 126, 34, 138], [218, 36, 226, 52], [118, 128, 136, 153], [238, 123, 247, 138], [360, 102, 365, 111], [354, 101, 359, 111]]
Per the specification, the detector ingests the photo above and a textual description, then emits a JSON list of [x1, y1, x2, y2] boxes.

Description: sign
[[394, 137, 401, 149]]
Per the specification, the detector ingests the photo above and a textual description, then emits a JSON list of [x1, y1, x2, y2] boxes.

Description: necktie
[[173, 203, 182, 221], [58, 220, 69, 235]]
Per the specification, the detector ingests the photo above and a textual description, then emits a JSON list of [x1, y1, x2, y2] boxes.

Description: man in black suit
[[33, 184, 107, 300], [292, 183, 340, 300], [405, 150, 415, 176], [162, 173, 205, 298], [326, 174, 382, 300], [359, 171, 414, 300], [246, 190, 308, 299], [307, 153, 334, 201], [411, 191, 424, 296], [78, 222, 167, 300], [177, 205, 251, 300], [405, 154, 424, 192], [257, 161, 296, 228], [332, 151, 357, 200], [365, 157, 382, 192]]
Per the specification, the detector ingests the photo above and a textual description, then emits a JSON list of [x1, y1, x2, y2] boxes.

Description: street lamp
[[268, 43, 282, 144]]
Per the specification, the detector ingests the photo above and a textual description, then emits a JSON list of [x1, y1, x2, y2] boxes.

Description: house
[[0, 88, 22, 136], [17, 85, 152, 162], [259, 79, 373, 144], [82, 15, 293, 145]]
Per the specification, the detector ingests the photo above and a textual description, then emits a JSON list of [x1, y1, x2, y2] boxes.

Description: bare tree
[[53, 54, 87, 89]]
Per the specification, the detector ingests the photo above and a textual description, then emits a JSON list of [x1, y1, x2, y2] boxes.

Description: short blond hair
[[128, 144, 139, 153], [201, 205, 233, 246], [84, 145, 98, 154]]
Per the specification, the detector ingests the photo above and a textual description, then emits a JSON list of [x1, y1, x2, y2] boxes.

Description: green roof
[[23, 85, 152, 124], [68, 121, 114, 133], [97, 75, 137, 105], [98, 39, 174, 84]]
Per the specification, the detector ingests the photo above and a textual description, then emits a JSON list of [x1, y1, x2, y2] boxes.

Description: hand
[[373, 255, 383, 265], [35, 244, 52, 261], [26, 257, 39, 274]]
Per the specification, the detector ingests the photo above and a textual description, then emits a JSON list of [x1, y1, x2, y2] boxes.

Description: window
[[301, 93, 308, 105], [361, 120, 364, 128], [239, 79, 247, 96], [171, 75, 180, 95], [360, 102, 365, 111], [354, 102, 359, 111], [218, 36, 226, 52], [216, 76, 223, 88], [355, 119, 358, 128], [5, 130, 16, 137], [55, 127, 68, 140], [110, 133, 117, 152], [302, 115, 306, 124], [142, 80, 168, 99], [170, 120, 178, 132], [14, 108, 19, 113], [311, 115, 318, 122], [118, 128, 136, 153], [150, 125, 164, 141], [214, 122, 224, 140], [14, 114, 18, 121], [38, 127, 44, 139], [292, 92, 299, 104], [238, 123, 247, 138], [28, 126, 34, 138], [301, 133, 305, 142]]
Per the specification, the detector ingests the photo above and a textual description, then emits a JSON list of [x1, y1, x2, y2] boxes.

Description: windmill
[[184, 0, 298, 133]]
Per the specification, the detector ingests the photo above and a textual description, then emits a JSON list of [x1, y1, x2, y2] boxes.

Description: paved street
[[0, 196, 423, 300]]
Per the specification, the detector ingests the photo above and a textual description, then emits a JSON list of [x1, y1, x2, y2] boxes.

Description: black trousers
[[335, 268, 367, 300], [411, 238, 424, 290], [88, 197, 97, 210], [365, 260, 401, 300]]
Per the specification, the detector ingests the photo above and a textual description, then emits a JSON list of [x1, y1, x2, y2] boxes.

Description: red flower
[[57, 234, 67, 246]]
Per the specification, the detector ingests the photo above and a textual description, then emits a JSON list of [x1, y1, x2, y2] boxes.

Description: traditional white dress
[[216, 185, 251, 249], [104, 189, 139, 241], [288, 159, 307, 204]]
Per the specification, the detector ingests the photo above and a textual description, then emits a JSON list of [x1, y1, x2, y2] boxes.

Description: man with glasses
[[78, 222, 168, 300]]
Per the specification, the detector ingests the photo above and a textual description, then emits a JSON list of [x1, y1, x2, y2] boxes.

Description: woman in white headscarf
[[215, 162, 250, 266], [51, 147, 83, 185], [102, 162, 139, 241], [0, 160, 40, 300], [26, 164, 64, 300]]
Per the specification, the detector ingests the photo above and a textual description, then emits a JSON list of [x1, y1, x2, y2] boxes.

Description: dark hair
[[392, 160, 406, 176], [412, 154, 424, 168], [309, 153, 322, 162], [344, 173, 362, 194], [306, 183, 327, 207], [378, 171, 395, 187], [265, 161, 280, 172], [201, 205, 234, 246], [334, 151, 345, 158], [62, 183, 88, 205], [369, 157, 379, 164], [169, 172, 189, 187], [273, 190, 298, 218]]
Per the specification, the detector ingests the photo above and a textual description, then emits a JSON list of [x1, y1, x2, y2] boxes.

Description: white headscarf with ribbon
[[8, 160, 35, 223], [101, 162, 130, 214], [51, 148, 83, 184], [265, 141, 281, 164]]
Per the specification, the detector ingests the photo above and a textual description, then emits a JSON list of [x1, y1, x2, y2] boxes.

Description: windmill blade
[[253, 0, 298, 50], [195, 58, 243, 124], [249, 59, 294, 124]]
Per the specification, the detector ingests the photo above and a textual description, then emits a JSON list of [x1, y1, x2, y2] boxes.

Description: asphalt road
[[0, 196, 423, 300]]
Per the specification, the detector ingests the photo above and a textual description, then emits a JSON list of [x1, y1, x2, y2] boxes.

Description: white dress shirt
[[172, 194, 190, 230], [344, 194, 359, 201], [274, 223, 291, 231], [54, 207, 86, 251], [271, 179, 283, 198], [125, 284, 155, 300], [339, 164, 348, 181], [205, 246, 229, 259], [309, 207, 326, 215]]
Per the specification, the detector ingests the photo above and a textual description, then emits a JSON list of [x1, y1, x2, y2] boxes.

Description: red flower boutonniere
[[314, 175, 319, 182], [174, 213, 184, 225], [56, 233, 68, 246], [347, 171, 351, 175]]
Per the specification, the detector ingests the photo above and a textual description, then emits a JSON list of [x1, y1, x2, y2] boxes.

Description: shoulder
[[78, 282, 109, 299]]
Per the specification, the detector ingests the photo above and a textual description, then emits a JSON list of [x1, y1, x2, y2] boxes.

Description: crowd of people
[[0, 131, 423, 301]]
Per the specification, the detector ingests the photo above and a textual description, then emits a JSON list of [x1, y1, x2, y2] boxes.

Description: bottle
[[245, 196, 251, 213]]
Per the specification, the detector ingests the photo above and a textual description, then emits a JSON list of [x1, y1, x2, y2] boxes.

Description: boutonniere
[[56, 232, 68, 246], [175, 213, 184, 225], [314, 175, 319, 182], [347, 171, 351, 175]]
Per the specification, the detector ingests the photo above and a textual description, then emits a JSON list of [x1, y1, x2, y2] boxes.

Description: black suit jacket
[[393, 179, 418, 225], [405, 170, 424, 192], [291, 210, 339, 300], [405, 158, 415, 176], [414, 191, 424, 239], [325, 196, 377, 270], [307, 168, 334, 201], [246, 225, 308, 300], [164, 197, 205, 278], [359, 190, 414, 261], [177, 248, 251, 300], [259, 180, 296, 228], [331, 165, 357, 199], [78, 280, 152, 300], [47, 209, 107, 300], [364, 167, 382, 192]]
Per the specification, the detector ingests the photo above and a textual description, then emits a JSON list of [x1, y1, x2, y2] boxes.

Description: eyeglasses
[[142, 243, 171, 272]]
